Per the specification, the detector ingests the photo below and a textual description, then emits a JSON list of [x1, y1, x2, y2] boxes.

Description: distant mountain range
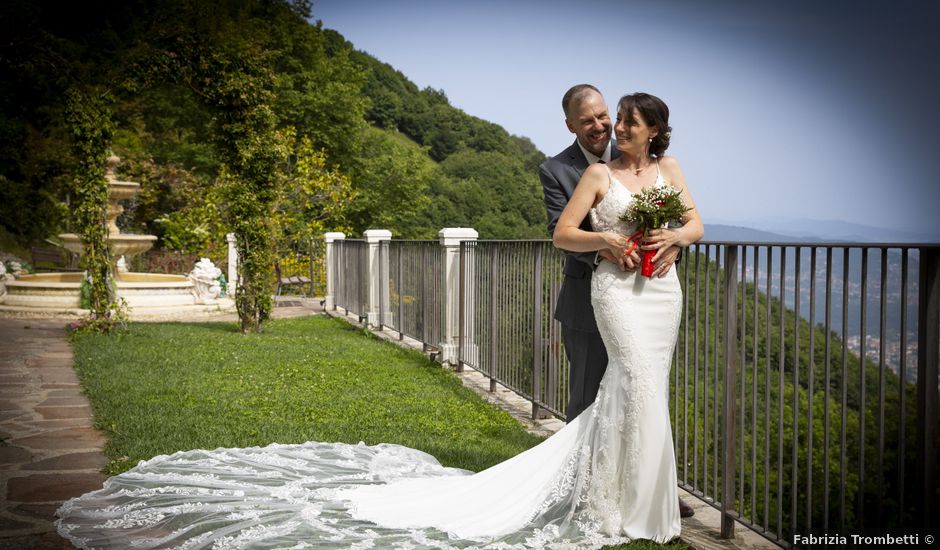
[[695, 223, 925, 377], [702, 224, 798, 243], [704, 218, 940, 243]]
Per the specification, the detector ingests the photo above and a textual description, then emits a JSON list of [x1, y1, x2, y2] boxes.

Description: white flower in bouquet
[[619, 186, 691, 278]]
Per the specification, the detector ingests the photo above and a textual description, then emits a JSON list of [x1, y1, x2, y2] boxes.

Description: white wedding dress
[[55, 168, 683, 549]]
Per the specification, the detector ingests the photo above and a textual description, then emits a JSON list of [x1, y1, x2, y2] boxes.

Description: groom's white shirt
[[576, 140, 612, 165]]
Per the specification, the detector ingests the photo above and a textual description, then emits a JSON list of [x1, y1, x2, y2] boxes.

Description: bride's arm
[[553, 164, 628, 255], [643, 156, 704, 262]]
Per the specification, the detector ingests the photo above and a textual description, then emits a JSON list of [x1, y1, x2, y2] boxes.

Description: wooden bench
[[274, 259, 312, 297]]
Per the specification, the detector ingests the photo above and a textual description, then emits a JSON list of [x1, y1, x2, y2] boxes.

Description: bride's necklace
[[629, 161, 650, 176]]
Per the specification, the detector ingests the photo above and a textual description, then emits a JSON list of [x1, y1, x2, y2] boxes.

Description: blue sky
[[311, 0, 940, 239]]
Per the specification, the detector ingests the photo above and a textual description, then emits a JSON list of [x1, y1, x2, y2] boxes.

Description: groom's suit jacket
[[539, 140, 622, 333]]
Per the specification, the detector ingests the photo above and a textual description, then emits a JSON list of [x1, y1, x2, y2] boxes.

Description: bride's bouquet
[[619, 186, 691, 277]]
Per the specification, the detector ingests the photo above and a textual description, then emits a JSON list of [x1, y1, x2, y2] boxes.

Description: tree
[[276, 135, 354, 243], [272, 25, 368, 169], [123, 0, 295, 332], [181, 43, 289, 333], [346, 127, 435, 238], [438, 150, 546, 239]]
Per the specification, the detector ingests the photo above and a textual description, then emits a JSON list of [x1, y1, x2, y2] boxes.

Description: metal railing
[[457, 240, 570, 418], [671, 242, 939, 543], [331, 239, 368, 321], [328, 237, 939, 543], [381, 240, 443, 350]]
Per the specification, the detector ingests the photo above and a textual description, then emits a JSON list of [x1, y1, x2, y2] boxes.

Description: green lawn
[[71, 314, 688, 549]]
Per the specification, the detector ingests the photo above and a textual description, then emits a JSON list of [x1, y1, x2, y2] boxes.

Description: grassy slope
[[72, 315, 542, 475]]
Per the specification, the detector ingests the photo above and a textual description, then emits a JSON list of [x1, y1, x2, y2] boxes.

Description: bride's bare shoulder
[[658, 156, 687, 187], [658, 155, 682, 172], [583, 162, 609, 177], [583, 162, 610, 182]]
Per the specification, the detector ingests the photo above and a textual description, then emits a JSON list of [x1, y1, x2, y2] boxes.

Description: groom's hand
[[597, 249, 634, 271]]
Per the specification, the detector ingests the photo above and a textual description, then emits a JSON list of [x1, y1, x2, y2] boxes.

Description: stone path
[[0, 318, 105, 549]]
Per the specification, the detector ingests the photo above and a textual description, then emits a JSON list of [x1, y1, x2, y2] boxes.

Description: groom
[[539, 84, 619, 424], [539, 84, 692, 518]]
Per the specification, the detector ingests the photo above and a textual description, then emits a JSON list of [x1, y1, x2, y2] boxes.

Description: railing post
[[917, 246, 939, 527], [721, 244, 738, 538], [336, 240, 346, 312], [438, 228, 478, 366], [225, 232, 238, 296], [363, 230, 392, 327], [323, 232, 345, 310]]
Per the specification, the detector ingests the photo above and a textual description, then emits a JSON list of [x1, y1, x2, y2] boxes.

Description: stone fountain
[[59, 155, 158, 261], [0, 156, 234, 318]]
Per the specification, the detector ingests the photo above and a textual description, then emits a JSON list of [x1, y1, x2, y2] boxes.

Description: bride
[[55, 93, 703, 549]]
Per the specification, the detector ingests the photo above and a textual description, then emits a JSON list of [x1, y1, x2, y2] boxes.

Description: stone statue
[[188, 258, 223, 304]]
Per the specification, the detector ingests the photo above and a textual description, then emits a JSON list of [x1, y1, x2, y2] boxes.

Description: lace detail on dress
[[589, 174, 632, 235]]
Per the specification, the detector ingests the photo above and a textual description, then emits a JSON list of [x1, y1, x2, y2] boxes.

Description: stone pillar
[[363, 229, 392, 327], [226, 233, 238, 296], [438, 227, 478, 366], [323, 232, 345, 310]]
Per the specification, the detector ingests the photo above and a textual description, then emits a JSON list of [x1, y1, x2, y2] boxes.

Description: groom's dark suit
[[539, 140, 621, 422]]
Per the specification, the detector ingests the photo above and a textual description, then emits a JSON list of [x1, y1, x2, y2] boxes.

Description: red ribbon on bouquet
[[623, 230, 657, 278]]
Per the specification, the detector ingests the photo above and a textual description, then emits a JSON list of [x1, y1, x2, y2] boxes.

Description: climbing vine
[[207, 59, 288, 332], [146, 34, 289, 333], [65, 88, 126, 332]]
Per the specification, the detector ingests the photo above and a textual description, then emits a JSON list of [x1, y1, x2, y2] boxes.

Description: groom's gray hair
[[562, 84, 602, 119]]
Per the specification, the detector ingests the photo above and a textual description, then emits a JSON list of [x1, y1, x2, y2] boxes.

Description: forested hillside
[[0, 0, 549, 262]]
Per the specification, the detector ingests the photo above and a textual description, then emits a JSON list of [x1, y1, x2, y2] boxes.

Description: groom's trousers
[[563, 327, 609, 423]]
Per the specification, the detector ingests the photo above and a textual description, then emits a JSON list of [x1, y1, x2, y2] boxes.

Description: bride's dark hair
[[618, 93, 672, 157]]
